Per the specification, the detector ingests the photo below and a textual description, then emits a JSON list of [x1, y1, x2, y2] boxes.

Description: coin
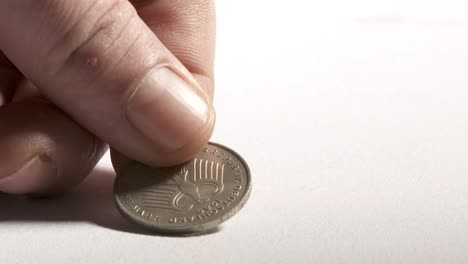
[[113, 142, 251, 234]]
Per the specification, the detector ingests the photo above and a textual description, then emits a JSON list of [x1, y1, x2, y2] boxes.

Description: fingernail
[[126, 67, 212, 151], [0, 155, 58, 194]]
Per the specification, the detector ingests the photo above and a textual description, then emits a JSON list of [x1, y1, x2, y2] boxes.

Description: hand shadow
[[0, 167, 220, 237]]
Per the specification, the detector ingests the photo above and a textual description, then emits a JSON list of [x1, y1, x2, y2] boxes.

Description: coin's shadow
[[0, 167, 220, 237]]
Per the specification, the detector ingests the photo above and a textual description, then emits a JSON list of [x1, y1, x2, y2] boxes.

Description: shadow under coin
[[0, 167, 222, 237], [0, 167, 158, 236]]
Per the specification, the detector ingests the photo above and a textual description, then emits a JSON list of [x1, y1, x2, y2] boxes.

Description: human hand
[[0, 0, 216, 196]]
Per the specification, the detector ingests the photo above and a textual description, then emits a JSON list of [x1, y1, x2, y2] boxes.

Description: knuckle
[[47, 0, 137, 77]]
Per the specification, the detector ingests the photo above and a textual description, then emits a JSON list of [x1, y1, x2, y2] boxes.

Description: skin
[[0, 0, 216, 196]]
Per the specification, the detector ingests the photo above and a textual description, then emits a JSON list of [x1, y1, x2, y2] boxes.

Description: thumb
[[0, 0, 215, 166]]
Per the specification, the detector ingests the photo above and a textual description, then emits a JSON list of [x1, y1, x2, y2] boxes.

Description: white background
[[3, 0, 468, 263]]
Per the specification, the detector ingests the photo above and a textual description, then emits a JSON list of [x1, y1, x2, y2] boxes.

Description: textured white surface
[[3, 0, 468, 263]]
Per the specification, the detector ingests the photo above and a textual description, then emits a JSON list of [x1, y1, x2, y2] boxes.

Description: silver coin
[[114, 142, 251, 234]]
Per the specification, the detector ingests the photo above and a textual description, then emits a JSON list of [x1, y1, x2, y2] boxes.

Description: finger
[[110, 148, 130, 174], [0, 0, 215, 167], [0, 51, 22, 105], [112, 0, 216, 172], [0, 95, 107, 196]]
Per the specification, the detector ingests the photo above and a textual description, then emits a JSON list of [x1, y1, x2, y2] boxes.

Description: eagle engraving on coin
[[114, 142, 251, 233], [141, 158, 225, 212]]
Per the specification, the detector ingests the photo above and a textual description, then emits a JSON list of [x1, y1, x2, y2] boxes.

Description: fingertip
[[125, 67, 214, 152], [112, 106, 215, 170]]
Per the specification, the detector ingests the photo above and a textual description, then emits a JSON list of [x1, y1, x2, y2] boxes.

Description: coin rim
[[113, 142, 252, 234]]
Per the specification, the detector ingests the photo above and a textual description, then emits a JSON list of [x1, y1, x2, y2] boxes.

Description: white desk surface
[[3, 1, 468, 263]]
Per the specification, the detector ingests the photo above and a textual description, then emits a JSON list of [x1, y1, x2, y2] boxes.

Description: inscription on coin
[[114, 143, 251, 233]]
